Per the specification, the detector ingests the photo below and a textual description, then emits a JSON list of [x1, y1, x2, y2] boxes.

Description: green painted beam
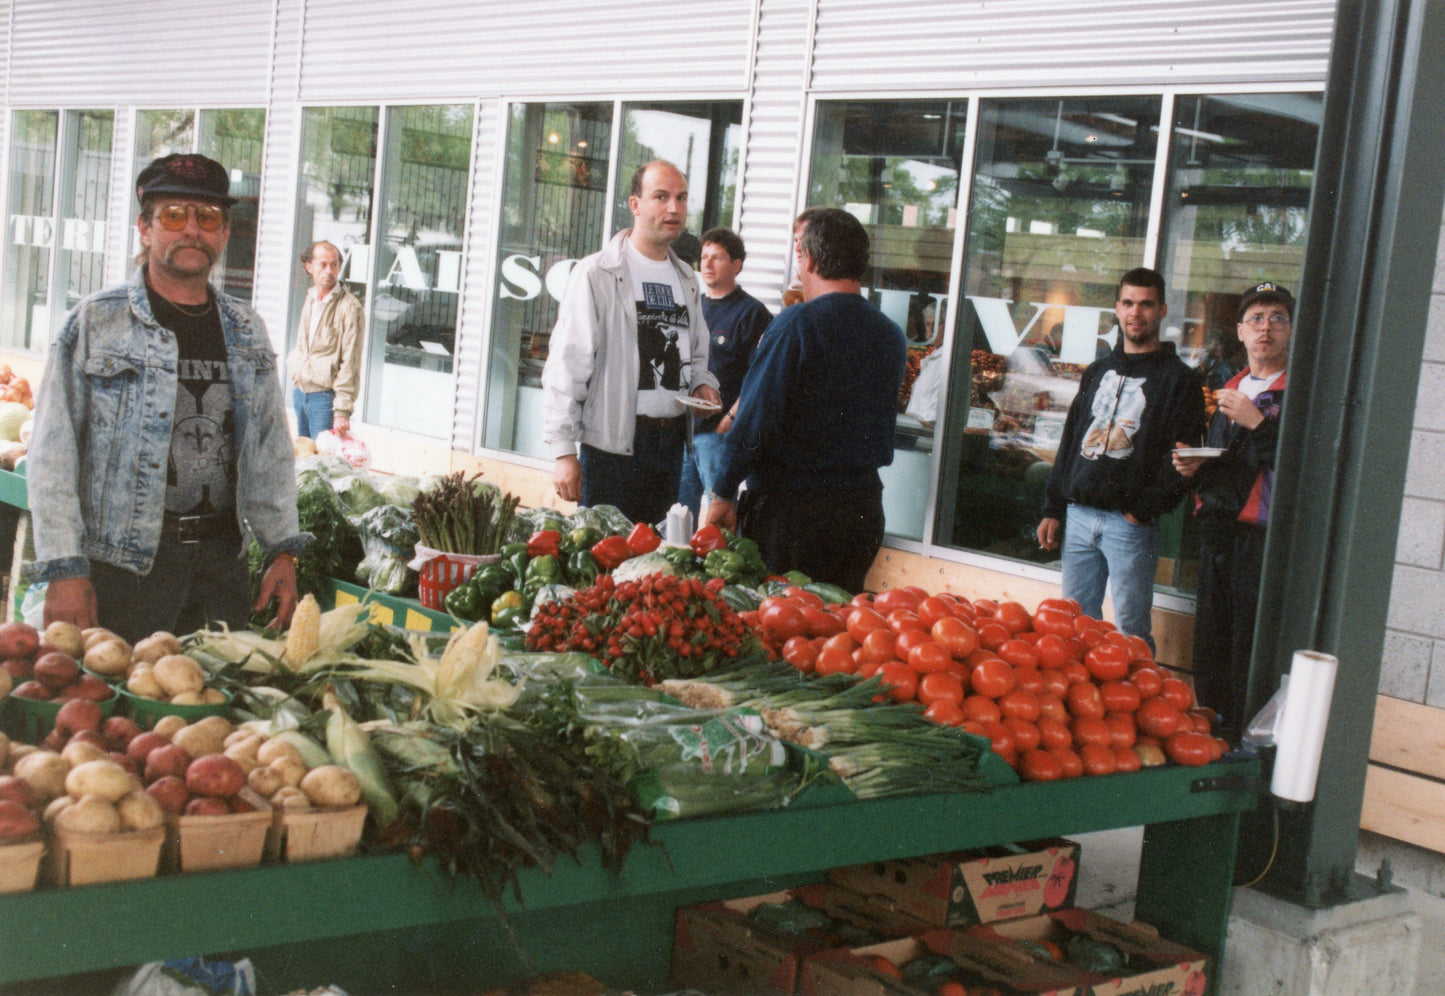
[[1249, 0, 1445, 905]]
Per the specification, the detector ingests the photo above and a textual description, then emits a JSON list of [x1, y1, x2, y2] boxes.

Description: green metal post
[[1249, 0, 1445, 906]]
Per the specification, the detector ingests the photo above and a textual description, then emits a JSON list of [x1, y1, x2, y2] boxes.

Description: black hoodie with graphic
[[1042, 340, 1205, 525]]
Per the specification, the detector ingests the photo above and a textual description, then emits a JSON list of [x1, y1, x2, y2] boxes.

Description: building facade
[[1, 0, 1439, 890]]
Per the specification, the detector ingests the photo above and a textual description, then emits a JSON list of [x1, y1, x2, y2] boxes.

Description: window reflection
[[484, 100, 742, 458], [133, 108, 265, 304], [806, 100, 968, 541], [2, 111, 58, 350], [938, 96, 1161, 562], [3, 109, 114, 351]]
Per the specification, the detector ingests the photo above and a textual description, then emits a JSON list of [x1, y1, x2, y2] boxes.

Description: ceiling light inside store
[[577, 140, 588, 149], [547, 132, 559, 144]]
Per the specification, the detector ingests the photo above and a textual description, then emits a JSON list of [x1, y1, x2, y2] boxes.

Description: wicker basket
[[414, 549, 499, 611]]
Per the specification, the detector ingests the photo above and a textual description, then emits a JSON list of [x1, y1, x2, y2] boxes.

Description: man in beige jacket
[[288, 240, 364, 437]]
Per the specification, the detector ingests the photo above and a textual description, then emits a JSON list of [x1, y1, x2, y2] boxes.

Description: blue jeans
[[678, 430, 732, 520], [1060, 503, 1160, 651], [579, 416, 686, 527], [293, 387, 335, 438]]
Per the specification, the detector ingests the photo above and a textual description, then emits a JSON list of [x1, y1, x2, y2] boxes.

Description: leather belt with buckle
[[161, 513, 237, 545]]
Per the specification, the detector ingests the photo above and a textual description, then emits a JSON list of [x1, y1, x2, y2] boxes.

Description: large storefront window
[[806, 100, 969, 541], [2, 109, 113, 350], [1157, 94, 1320, 371], [485, 100, 742, 458], [133, 107, 265, 302], [293, 105, 471, 439], [936, 96, 1162, 564]]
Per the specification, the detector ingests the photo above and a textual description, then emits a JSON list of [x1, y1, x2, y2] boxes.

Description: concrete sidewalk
[[1072, 826, 1443, 995]]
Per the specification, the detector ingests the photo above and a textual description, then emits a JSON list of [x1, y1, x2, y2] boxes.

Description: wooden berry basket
[[264, 803, 368, 863], [0, 836, 44, 893], [162, 788, 271, 873], [43, 825, 164, 887]]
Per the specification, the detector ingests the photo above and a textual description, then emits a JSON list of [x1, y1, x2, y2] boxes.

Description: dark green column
[[1250, 0, 1445, 906]]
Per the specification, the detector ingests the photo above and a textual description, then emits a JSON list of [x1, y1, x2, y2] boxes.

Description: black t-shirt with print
[[146, 284, 237, 517]]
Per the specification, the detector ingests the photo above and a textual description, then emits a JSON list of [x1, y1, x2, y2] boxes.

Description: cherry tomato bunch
[[743, 586, 1228, 780], [525, 572, 759, 685]]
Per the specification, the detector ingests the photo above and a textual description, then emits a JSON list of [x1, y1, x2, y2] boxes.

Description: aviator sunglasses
[[152, 203, 226, 232]]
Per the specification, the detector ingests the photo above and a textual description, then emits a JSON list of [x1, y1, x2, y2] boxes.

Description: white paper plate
[[676, 394, 722, 413], [1173, 447, 1227, 458]]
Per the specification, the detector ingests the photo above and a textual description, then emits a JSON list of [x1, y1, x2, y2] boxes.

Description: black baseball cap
[[135, 153, 238, 207], [1238, 281, 1295, 321]]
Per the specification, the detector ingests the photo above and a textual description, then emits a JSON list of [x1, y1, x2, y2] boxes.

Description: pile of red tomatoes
[[744, 586, 1228, 781]]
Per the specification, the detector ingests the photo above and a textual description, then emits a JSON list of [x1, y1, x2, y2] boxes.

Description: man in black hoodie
[[1036, 267, 1204, 651]]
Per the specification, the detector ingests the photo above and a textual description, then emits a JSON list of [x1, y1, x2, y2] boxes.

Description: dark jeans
[[90, 526, 250, 644], [293, 387, 336, 438], [739, 483, 885, 593], [579, 416, 686, 527], [1191, 520, 1267, 741]]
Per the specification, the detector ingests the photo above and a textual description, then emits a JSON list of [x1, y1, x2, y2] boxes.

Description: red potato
[[144, 743, 192, 784], [101, 716, 144, 752], [10, 680, 49, 699], [54, 698, 104, 736], [0, 799, 41, 839], [183, 796, 231, 817], [108, 751, 142, 777], [125, 731, 172, 765], [186, 755, 245, 799], [145, 776, 190, 814], [65, 729, 108, 751], [32, 652, 79, 692], [71, 674, 116, 702], [0, 621, 39, 660], [1, 657, 33, 680], [0, 775, 34, 808]]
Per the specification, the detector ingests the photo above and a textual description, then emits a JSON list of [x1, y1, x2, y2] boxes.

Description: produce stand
[[325, 577, 459, 633], [0, 756, 1260, 994]]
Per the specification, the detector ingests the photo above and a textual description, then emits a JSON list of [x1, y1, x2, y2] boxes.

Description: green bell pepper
[[444, 582, 482, 620], [567, 550, 600, 586], [661, 545, 699, 571], [703, 548, 747, 583], [525, 553, 561, 584], [562, 525, 603, 556]]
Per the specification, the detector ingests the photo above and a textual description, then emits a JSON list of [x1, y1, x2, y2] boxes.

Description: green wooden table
[[0, 757, 1260, 994]]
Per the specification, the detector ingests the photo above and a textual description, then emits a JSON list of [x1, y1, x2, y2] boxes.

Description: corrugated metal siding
[[734, 0, 813, 306], [296, 0, 756, 99], [6, 0, 274, 106], [808, 0, 1336, 90], [252, 0, 303, 355], [452, 100, 497, 451]]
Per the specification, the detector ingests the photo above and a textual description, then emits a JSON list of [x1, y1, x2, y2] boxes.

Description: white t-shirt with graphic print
[[625, 242, 693, 418]]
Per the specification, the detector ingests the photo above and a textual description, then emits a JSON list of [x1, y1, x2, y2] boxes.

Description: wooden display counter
[[0, 757, 1261, 995]]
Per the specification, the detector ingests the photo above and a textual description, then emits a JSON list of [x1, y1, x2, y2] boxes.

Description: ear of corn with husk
[[344, 620, 521, 729], [186, 600, 375, 675]]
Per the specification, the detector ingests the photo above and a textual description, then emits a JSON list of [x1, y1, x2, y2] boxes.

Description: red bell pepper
[[690, 524, 727, 557], [527, 529, 561, 558], [590, 534, 632, 571], [626, 521, 662, 556]]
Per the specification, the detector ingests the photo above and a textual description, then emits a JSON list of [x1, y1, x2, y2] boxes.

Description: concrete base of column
[[1220, 885, 1423, 995]]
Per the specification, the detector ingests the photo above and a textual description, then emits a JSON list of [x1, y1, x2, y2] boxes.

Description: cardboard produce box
[[162, 789, 271, 873], [800, 910, 1208, 996], [829, 838, 1079, 927], [669, 884, 935, 995], [800, 932, 1085, 996]]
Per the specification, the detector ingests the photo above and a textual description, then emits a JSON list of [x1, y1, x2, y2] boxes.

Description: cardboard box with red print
[[828, 838, 1080, 928]]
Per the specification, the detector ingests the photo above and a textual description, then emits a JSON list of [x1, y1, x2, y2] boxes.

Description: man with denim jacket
[[26, 154, 306, 641]]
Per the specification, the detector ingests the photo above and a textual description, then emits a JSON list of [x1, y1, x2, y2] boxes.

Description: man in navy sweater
[[707, 208, 907, 592], [678, 227, 772, 519]]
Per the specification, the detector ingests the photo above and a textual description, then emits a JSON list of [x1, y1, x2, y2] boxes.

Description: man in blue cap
[[26, 154, 306, 641]]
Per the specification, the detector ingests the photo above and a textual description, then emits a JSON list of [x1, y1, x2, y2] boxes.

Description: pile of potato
[[77, 627, 227, 706]]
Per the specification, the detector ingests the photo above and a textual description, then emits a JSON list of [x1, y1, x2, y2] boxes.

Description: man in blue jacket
[[1036, 267, 1204, 650], [707, 208, 906, 592], [27, 154, 306, 641]]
